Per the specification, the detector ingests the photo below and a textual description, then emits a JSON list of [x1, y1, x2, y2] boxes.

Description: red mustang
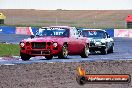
[[20, 26, 89, 60]]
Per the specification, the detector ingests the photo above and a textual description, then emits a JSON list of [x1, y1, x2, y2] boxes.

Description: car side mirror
[[108, 35, 110, 38], [30, 35, 35, 39]]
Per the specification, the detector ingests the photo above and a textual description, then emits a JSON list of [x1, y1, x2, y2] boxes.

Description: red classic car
[[20, 26, 90, 60]]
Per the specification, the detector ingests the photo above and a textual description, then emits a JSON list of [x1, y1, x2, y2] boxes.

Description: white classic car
[[81, 29, 114, 54]]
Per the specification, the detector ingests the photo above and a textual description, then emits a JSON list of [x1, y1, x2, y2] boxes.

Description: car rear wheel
[[109, 46, 114, 53], [58, 45, 68, 59], [20, 52, 31, 61], [45, 55, 53, 60], [81, 44, 89, 58]]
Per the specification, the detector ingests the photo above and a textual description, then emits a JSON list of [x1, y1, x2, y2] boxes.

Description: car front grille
[[90, 42, 95, 46], [31, 42, 46, 49], [31, 50, 50, 55]]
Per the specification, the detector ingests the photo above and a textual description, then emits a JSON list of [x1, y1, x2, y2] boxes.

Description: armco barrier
[[128, 29, 132, 37], [16, 27, 39, 35], [114, 29, 129, 37], [0, 26, 16, 34], [114, 29, 132, 37], [103, 28, 114, 37], [0, 26, 132, 37]]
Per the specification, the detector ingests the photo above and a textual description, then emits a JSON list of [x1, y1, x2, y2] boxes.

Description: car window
[[82, 30, 106, 38], [70, 27, 78, 38], [104, 32, 107, 38], [36, 27, 69, 37]]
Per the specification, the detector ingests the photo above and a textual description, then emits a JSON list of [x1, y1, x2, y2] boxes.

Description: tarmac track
[[0, 34, 132, 88], [0, 34, 132, 65]]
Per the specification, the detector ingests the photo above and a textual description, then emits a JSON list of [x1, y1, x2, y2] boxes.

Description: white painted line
[[4, 64, 15, 65], [47, 62, 54, 63], [0, 57, 7, 61]]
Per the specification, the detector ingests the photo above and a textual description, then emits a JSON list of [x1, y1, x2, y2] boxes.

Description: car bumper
[[20, 48, 61, 56], [89, 45, 106, 51]]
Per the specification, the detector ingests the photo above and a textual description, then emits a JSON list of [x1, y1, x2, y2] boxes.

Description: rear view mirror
[[30, 35, 35, 39]]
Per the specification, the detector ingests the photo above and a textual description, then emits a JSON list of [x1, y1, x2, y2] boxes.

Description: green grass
[[0, 44, 20, 57], [0, 24, 41, 28]]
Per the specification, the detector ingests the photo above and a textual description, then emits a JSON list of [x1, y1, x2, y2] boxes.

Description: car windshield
[[36, 27, 69, 37], [82, 30, 105, 38]]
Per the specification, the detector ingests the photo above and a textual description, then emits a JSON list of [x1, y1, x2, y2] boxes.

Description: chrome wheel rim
[[85, 45, 89, 56], [63, 46, 68, 57]]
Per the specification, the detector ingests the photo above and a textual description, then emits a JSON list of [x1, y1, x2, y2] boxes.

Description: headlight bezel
[[20, 42, 25, 47], [53, 42, 58, 47]]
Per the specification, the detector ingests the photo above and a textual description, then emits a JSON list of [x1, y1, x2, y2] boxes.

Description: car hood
[[88, 37, 103, 42], [22, 36, 68, 43]]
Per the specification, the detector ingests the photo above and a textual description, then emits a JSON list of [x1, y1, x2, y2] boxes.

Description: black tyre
[[81, 44, 89, 58], [20, 52, 31, 61], [45, 55, 53, 60], [58, 45, 68, 59], [109, 46, 114, 53], [101, 47, 108, 55]]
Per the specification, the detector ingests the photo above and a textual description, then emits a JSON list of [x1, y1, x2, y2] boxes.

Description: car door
[[74, 28, 83, 53], [105, 32, 113, 49], [68, 28, 80, 54], [76, 31, 86, 52]]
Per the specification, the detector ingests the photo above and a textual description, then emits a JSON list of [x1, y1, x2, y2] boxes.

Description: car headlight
[[53, 42, 58, 47], [101, 39, 105, 43], [90, 39, 96, 43], [20, 42, 25, 47]]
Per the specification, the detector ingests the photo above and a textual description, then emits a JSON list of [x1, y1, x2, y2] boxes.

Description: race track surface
[[0, 34, 132, 65], [0, 34, 132, 88]]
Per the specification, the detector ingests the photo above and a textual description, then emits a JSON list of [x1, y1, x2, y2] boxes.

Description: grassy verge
[[0, 24, 41, 28], [0, 44, 19, 57]]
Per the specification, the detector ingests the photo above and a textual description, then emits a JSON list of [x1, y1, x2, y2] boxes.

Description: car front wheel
[[45, 55, 53, 60], [20, 52, 31, 61], [58, 44, 68, 59], [81, 44, 89, 58]]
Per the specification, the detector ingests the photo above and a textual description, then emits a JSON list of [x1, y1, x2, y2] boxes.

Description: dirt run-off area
[[0, 60, 132, 88]]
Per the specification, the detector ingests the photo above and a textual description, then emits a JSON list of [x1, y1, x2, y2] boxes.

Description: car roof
[[49, 26, 70, 28], [41, 26, 76, 30], [82, 29, 106, 32]]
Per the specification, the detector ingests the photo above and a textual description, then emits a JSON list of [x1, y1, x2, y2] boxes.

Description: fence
[[4, 17, 127, 28], [0, 26, 39, 35]]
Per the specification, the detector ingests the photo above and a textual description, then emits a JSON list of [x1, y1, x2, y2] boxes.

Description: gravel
[[0, 60, 132, 88]]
